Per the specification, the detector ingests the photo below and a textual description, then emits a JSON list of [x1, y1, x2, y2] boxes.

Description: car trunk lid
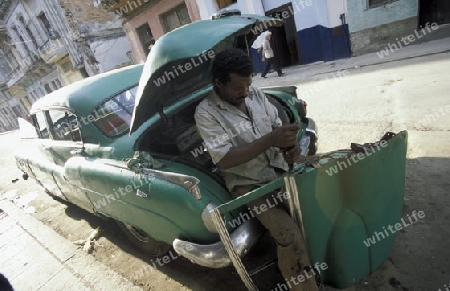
[[130, 14, 283, 133]]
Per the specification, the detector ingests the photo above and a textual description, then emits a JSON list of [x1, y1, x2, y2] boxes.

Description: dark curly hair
[[212, 48, 253, 85]]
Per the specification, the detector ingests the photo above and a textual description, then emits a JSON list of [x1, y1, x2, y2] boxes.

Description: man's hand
[[269, 123, 300, 148], [282, 143, 301, 164]]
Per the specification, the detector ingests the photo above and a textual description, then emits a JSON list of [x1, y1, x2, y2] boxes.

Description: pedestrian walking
[[260, 31, 284, 78]]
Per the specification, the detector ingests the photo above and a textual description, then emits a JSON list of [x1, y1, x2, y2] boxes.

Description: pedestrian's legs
[[261, 59, 271, 77], [270, 57, 283, 76], [231, 186, 318, 291]]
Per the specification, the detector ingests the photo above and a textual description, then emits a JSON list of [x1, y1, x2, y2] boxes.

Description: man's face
[[215, 73, 252, 106]]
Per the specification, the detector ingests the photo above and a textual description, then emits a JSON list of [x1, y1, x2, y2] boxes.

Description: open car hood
[[130, 14, 283, 133]]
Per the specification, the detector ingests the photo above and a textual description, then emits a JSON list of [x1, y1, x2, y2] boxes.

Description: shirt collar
[[210, 86, 255, 111]]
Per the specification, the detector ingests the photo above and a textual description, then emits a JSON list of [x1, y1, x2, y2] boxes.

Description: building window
[[217, 0, 237, 9], [38, 12, 51, 35], [12, 27, 29, 54], [11, 105, 25, 118], [136, 23, 154, 56], [51, 80, 59, 90], [25, 26, 38, 49], [368, 0, 398, 8], [55, 79, 62, 88], [38, 12, 59, 39], [44, 83, 52, 94], [161, 4, 191, 33]]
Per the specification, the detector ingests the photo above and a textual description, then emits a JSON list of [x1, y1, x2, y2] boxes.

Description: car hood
[[130, 14, 283, 133]]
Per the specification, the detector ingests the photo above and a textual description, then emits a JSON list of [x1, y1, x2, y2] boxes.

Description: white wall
[[261, 0, 329, 30], [327, 0, 348, 28], [197, 0, 219, 19], [92, 36, 132, 73]]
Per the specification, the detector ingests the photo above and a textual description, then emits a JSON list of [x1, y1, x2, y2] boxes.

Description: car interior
[[137, 91, 291, 189]]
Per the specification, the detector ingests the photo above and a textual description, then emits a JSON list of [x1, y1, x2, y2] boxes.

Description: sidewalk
[[0, 199, 141, 291], [254, 28, 450, 85]]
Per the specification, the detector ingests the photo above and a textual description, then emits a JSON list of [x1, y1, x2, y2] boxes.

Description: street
[[1, 49, 450, 291]]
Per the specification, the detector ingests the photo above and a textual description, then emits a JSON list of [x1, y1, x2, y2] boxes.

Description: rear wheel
[[116, 221, 171, 256]]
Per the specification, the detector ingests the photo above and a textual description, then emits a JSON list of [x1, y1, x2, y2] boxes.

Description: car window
[[34, 111, 50, 139], [92, 85, 137, 137], [48, 110, 82, 142]]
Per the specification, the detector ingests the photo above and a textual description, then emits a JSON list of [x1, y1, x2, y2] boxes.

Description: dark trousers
[[261, 57, 282, 77]]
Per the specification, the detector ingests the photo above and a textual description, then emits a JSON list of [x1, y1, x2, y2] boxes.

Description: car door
[[23, 110, 63, 197], [45, 108, 94, 212], [210, 131, 408, 289]]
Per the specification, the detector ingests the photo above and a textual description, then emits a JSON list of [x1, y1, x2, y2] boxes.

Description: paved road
[[1, 42, 449, 290]]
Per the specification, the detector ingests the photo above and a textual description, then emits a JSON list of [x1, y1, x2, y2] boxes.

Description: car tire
[[306, 132, 318, 155], [116, 221, 172, 257]]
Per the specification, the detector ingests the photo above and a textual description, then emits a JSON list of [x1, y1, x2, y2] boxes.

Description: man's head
[[212, 48, 253, 106], [265, 31, 272, 40]]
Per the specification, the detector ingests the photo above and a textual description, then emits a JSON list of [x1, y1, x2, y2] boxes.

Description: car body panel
[[131, 14, 284, 133], [212, 131, 408, 288]]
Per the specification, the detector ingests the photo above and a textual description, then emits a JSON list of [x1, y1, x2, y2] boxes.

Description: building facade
[[0, 0, 132, 132], [347, 0, 450, 56], [197, 0, 352, 69], [102, 0, 202, 64]]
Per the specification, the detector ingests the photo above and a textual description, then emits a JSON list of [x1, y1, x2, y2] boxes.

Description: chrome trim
[[284, 176, 306, 242], [142, 168, 202, 199], [306, 128, 317, 136], [201, 203, 219, 233], [172, 218, 264, 269], [136, 189, 147, 198], [211, 209, 258, 291]]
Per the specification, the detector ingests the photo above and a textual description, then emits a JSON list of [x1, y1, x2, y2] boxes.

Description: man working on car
[[194, 48, 318, 291]]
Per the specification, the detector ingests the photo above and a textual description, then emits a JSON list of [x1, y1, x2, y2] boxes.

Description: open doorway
[[419, 0, 450, 27], [265, 3, 301, 66]]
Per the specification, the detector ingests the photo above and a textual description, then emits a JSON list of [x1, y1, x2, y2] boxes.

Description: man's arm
[[195, 106, 299, 170]]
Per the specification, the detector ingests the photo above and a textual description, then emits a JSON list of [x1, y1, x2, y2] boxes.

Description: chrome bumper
[[172, 218, 265, 268]]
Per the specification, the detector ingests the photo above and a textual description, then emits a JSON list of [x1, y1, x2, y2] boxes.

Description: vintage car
[[16, 11, 407, 291]]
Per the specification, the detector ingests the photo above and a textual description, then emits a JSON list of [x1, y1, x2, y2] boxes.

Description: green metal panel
[[131, 15, 284, 132], [30, 64, 144, 119], [215, 131, 408, 288], [63, 156, 234, 244]]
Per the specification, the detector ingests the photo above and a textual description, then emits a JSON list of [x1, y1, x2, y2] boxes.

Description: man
[[261, 31, 284, 78], [194, 48, 318, 291]]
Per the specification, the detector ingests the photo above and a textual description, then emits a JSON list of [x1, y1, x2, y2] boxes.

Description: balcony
[[38, 38, 68, 64], [6, 65, 26, 88]]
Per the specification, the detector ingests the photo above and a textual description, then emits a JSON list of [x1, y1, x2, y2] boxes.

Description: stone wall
[[350, 16, 418, 56]]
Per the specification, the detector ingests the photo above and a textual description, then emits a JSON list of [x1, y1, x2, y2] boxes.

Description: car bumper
[[172, 218, 265, 268]]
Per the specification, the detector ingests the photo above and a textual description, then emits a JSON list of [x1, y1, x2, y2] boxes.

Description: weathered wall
[[59, 0, 132, 72], [347, 0, 419, 33], [347, 0, 419, 55], [350, 16, 418, 55], [123, 0, 201, 63]]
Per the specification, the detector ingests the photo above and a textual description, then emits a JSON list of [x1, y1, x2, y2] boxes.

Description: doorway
[[265, 3, 301, 66], [419, 0, 450, 27]]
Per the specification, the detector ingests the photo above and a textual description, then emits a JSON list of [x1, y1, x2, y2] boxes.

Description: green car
[[16, 11, 407, 290]]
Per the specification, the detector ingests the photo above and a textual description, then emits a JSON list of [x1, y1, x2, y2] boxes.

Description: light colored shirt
[[263, 39, 274, 58], [194, 86, 288, 191]]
